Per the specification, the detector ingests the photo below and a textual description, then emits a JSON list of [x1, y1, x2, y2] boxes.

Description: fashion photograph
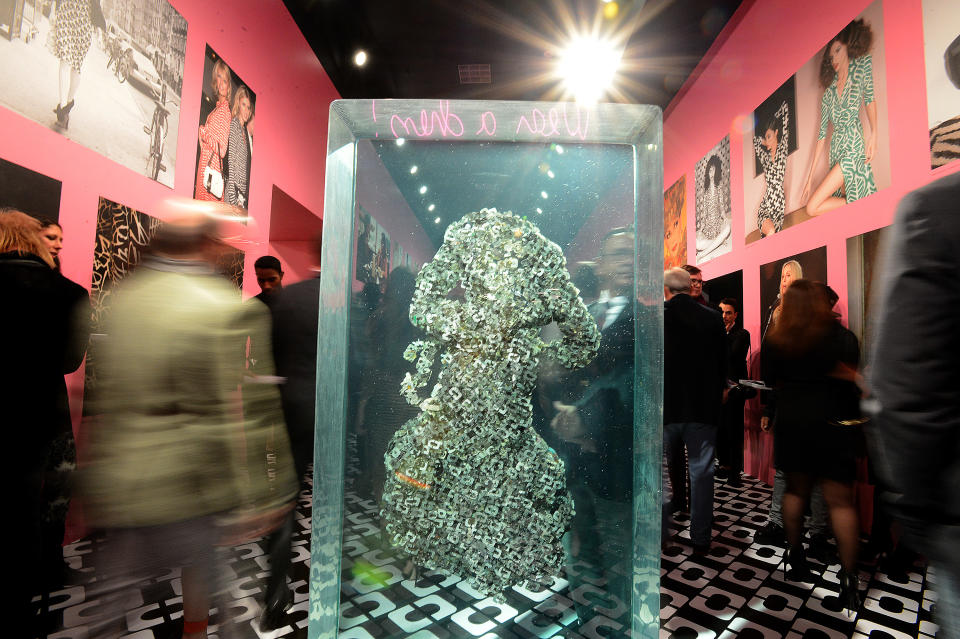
[[922, 0, 960, 169], [0, 0, 187, 187], [745, 0, 890, 243], [743, 77, 798, 242], [694, 136, 731, 264], [758, 245, 827, 340], [193, 45, 256, 211], [355, 205, 391, 288], [846, 224, 890, 361], [0, 155, 62, 221], [663, 174, 687, 269]]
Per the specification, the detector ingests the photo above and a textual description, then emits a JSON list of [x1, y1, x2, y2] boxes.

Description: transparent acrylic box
[[310, 100, 663, 639]]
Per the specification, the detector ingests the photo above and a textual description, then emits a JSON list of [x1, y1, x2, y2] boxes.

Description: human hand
[[760, 416, 771, 432], [865, 132, 877, 163]]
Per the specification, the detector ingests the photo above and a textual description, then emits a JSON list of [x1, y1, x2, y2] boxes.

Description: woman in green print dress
[[802, 19, 878, 216]]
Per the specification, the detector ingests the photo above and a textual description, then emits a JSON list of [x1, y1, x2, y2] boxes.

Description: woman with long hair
[[755, 101, 790, 236], [195, 59, 233, 201], [763, 279, 863, 612], [696, 154, 730, 259], [801, 18, 878, 216], [225, 86, 253, 208], [1, 210, 81, 632]]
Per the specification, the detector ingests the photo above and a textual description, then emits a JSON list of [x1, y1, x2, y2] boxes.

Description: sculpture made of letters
[[380, 207, 600, 595]]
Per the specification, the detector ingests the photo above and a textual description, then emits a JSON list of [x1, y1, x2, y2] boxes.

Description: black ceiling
[[284, 0, 743, 110]]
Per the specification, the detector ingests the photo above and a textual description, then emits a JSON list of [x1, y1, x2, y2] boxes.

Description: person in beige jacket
[[82, 204, 297, 639]]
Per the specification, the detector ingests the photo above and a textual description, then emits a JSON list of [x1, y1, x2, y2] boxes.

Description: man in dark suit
[[258, 239, 321, 629], [870, 171, 960, 638], [663, 267, 726, 553], [716, 297, 750, 488], [548, 227, 635, 629]]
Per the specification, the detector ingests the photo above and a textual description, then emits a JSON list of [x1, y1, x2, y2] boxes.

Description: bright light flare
[[557, 35, 622, 103], [354, 50, 368, 67]]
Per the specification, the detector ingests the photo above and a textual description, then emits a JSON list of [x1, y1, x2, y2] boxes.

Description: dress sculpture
[[380, 207, 601, 595]]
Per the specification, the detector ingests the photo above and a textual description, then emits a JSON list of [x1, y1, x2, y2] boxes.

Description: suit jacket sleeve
[[871, 181, 960, 525]]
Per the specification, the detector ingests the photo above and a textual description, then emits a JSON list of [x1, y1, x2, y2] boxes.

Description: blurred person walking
[[82, 203, 297, 638], [762, 279, 862, 611], [870, 171, 960, 637], [1, 209, 84, 636]]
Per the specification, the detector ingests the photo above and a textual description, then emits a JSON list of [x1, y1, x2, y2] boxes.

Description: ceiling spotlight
[[410, 165, 418, 174], [419, 185, 428, 194], [541, 191, 549, 199], [428, 204, 436, 211], [547, 170, 555, 179], [434, 217, 441, 224], [396, 138, 406, 147], [536, 208, 543, 214], [557, 35, 622, 103], [555, 144, 564, 154], [354, 50, 368, 67]]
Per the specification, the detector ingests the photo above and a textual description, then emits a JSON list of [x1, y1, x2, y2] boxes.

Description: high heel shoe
[[59, 99, 75, 129], [838, 570, 862, 616], [782, 544, 814, 582]]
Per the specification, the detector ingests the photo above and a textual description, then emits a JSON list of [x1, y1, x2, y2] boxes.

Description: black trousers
[[716, 398, 745, 475]]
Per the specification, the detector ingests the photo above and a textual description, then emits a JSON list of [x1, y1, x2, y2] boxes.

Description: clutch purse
[[203, 141, 224, 199]]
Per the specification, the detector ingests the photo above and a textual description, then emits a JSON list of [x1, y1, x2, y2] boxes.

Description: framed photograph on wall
[[922, 0, 960, 169], [846, 225, 890, 361], [0, 0, 188, 187], [694, 136, 732, 263], [663, 174, 687, 269], [744, 0, 891, 244], [194, 45, 256, 212], [758, 245, 827, 340]]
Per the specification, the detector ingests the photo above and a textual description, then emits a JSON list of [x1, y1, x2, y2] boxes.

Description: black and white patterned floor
[[34, 473, 941, 638]]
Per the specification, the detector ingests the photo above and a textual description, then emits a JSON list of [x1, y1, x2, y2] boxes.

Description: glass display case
[[310, 99, 663, 639]]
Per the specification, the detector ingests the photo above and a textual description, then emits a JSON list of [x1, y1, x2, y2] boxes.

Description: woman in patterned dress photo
[[225, 85, 253, 209], [51, 0, 105, 129], [801, 18, 878, 216], [754, 101, 789, 237], [695, 153, 730, 261]]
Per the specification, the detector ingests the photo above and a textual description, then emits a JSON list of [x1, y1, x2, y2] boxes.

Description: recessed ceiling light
[[555, 144, 564, 154], [536, 208, 543, 214], [557, 35, 622, 103], [428, 204, 436, 211], [419, 185, 428, 194], [434, 217, 441, 224], [541, 191, 549, 199], [410, 165, 418, 174], [354, 50, 368, 67], [396, 138, 406, 146], [547, 170, 555, 179]]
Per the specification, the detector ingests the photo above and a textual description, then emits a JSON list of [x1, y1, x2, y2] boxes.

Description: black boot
[[783, 544, 814, 582], [838, 569, 862, 616]]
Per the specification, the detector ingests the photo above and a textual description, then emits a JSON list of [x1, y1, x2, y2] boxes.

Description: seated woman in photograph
[[195, 60, 233, 201], [754, 101, 789, 237], [801, 18, 878, 216], [696, 155, 730, 259], [226, 86, 253, 208]]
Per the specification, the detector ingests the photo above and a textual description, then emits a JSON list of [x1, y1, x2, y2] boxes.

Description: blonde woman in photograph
[[195, 59, 232, 201]]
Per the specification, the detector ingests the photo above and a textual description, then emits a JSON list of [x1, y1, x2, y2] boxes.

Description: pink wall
[[664, 0, 960, 491], [666, 0, 959, 350], [0, 0, 339, 539]]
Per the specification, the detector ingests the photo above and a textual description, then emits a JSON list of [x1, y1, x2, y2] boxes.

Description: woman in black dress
[[763, 279, 862, 611]]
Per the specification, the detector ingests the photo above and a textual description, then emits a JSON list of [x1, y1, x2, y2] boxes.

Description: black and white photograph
[[0, 155, 62, 221], [694, 135, 732, 263], [0, 0, 187, 187], [922, 0, 960, 169], [193, 45, 256, 212]]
